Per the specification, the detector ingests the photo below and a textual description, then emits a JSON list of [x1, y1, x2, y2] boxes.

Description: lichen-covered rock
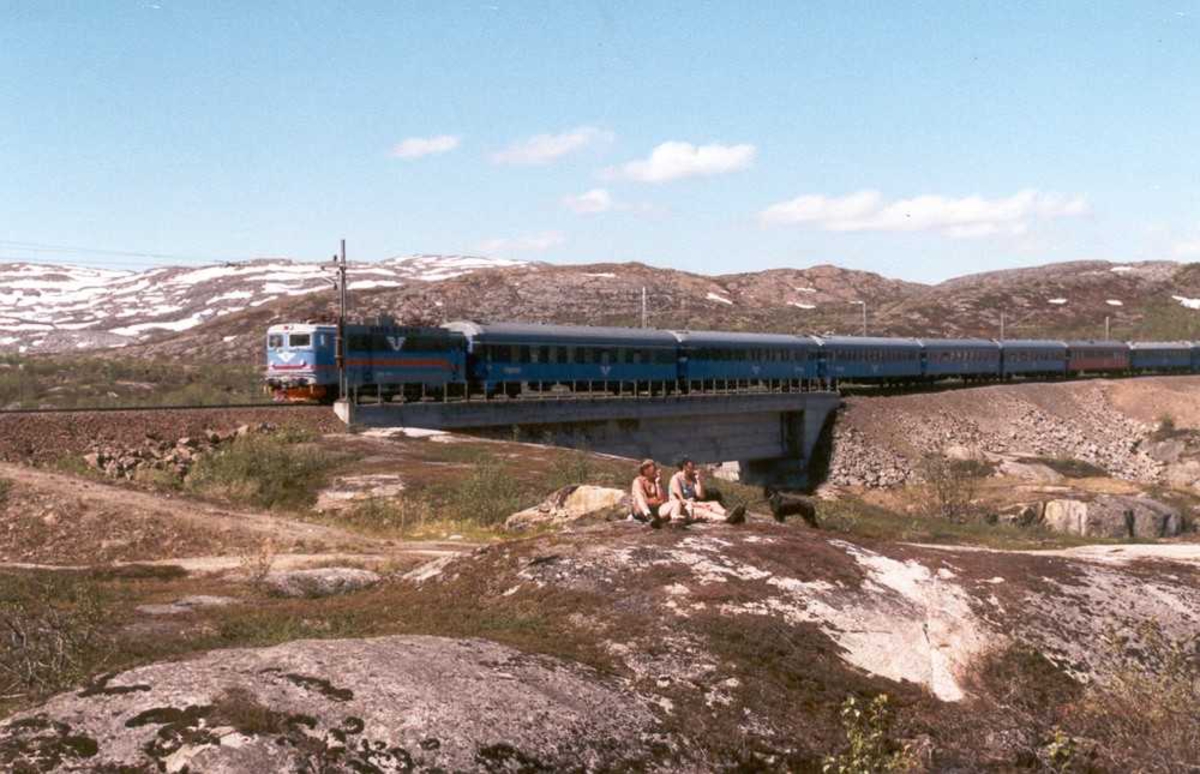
[[262, 568, 381, 598], [0, 636, 665, 773], [505, 485, 630, 531]]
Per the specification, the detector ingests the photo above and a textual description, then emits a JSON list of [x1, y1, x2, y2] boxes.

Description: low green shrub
[[0, 477, 10, 505], [0, 574, 113, 699], [823, 694, 915, 773], [435, 460, 531, 527], [342, 496, 433, 535], [186, 434, 329, 511], [1028, 456, 1109, 479]]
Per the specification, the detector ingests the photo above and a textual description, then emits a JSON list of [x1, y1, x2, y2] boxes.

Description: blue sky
[[2, 1, 1199, 282]]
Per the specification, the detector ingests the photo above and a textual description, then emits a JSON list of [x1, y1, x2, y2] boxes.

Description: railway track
[[0, 402, 313, 415]]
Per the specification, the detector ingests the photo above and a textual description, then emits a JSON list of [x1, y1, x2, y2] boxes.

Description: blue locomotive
[[264, 320, 1200, 401]]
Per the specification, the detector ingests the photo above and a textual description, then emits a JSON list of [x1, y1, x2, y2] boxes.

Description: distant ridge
[[3, 257, 1200, 362]]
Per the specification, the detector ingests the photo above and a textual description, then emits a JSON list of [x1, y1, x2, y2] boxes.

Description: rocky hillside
[[6, 256, 1200, 364]]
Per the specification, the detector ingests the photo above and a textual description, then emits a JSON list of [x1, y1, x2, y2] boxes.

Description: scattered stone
[[136, 595, 239, 616], [262, 568, 381, 598]]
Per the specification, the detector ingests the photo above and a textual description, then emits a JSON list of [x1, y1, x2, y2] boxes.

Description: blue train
[[263, 319, 1200, 401]]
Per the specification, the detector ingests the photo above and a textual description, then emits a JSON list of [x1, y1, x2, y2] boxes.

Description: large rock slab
[[1042, 495, 1182, 538], [262, 568, 381, 598], [505, 485, 630, 531], [0, 636, 663, 773]]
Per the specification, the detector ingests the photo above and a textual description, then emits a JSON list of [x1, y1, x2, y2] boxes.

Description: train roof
[[916, 338, 1001, 349], [267, 322, 336, 333], [996, 339, 1067, 349], [812, 336, 922, 348], [669, 330, 815, 347], [442, 321, 678, 346], [1128, 341, 1193, 350], [1064, 339, 1129, 348]]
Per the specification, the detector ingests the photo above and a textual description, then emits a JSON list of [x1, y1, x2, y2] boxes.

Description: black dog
[[765, 489, 818, 528]]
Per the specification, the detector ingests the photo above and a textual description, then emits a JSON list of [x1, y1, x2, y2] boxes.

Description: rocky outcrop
[[82, 423, 276, 480], [0, 636, 663, 772], [263, 568, 381, 598], [1042, 495, 1182, 538], [504, 485, 630, 531]]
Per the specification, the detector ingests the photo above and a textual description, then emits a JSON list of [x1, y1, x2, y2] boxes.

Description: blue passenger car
[[998, 340, 1068, 377], [1129, 342, 1192, 373], [444, 321, 678, 396], [918, 339, 1002, 379], [815, 336, 923, 383], [672, 330, 818, 389]]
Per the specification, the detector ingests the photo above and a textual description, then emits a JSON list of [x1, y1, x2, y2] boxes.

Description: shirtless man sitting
[[631, 459, 680, 528], [669, 458, 746, 524]]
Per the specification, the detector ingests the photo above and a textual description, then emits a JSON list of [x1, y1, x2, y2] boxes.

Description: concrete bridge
[[335, 391, 841, 487]]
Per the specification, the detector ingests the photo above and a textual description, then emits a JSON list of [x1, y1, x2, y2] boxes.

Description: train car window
[[519, 346, 532, 363], [538, 345, 549, 363], [289, 333, 311, 348], [268, 334, 284, 349]]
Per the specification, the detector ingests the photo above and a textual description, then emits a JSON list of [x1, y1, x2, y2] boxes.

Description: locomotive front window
[[289, 333, 311, 348], [268, 334, 284, 349]]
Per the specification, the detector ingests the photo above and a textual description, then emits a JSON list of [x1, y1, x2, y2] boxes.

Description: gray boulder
[[1142, 438, 1186, 464], [1042, 496, 1182, 538], [1163, 460, 1200, 490], [262, 568, 381, 598], [0, 636, 664, 773], [998, 460, 1064, 484], [505, 485, 630, 532]]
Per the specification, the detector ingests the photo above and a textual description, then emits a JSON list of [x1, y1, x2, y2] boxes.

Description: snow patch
[[706, 292, 733, 306], [1172, 295, 1200, 310], [1105, 299, 1123, 307], [789, 302, 816, 310], [1048, 298, 1067, 305], [1109, 266, 1134, 272]]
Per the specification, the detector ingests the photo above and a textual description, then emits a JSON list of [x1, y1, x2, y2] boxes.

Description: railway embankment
[[0, 405, 340, 465]]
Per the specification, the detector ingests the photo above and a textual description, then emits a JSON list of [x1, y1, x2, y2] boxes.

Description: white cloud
[[390, 135, 461, 159], [562, 188, 615, 214], [607, 141, 757, 183], [1174, 239, 1200, 257], [491, 126, 613, 165], [478, 231, 566, 254], [759, 189, 1088, 238]]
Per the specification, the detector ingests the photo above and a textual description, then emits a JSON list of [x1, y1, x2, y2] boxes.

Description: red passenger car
[[1065, 340, 1131, 373]]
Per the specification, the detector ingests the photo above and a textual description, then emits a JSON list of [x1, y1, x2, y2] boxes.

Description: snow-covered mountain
[[0, 255, 523, 353]]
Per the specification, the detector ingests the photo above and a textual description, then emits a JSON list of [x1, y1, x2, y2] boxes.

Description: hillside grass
[[0, 354, 261, 409]]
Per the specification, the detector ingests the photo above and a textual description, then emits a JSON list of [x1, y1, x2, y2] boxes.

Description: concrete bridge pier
[[337, 392, 841, 489]]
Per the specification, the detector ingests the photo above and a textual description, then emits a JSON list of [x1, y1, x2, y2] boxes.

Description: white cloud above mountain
[[491, 126, 614, 165], [759, 189, 1088, 238], [1174, 239, 1200, 257], [478, 231, 566, 254], [562, 188, 615, 214], [606, 141, 757, 183], [390, 135, 461, 159]]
